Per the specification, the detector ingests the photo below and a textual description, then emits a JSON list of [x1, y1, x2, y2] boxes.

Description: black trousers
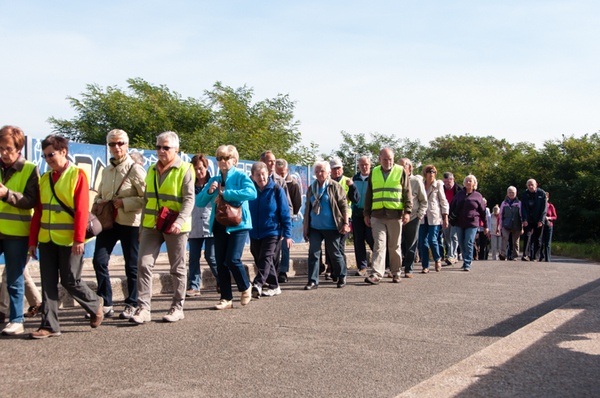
[[524, 224, 544, 260], [250, 235, 280, 288]]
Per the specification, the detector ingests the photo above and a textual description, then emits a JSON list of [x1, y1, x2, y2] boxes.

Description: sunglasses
[[217, 156, 232, 161], [155, 145, 172, 151], [427, 170, 437, 174], [41, 151, 59, 159], [108, 141, 126, 147]]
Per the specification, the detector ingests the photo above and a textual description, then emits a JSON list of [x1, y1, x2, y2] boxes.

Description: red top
[[29, 163, 89, 246], [546, 203, 557, 227], [444, 186, 455, 204]]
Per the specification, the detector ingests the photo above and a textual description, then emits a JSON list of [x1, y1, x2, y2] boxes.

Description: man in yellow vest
[[130, 131, 195, 325], [363, 148, 412, 284]]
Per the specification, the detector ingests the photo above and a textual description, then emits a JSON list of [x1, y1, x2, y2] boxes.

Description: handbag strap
[[49, 176, 75, 218], [153, 168, 161, 209], [113, 164, 134, 198]]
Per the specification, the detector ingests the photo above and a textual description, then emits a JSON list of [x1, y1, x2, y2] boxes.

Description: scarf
[[311, 179, 329, 216]]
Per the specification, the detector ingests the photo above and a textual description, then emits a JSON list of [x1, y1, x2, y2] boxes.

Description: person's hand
[[113, 198, 124, 209], [364, 216, 371, 227], [0, 183, 7, 199], [537, 222, 543, 228], [522, 221, 529, 227], [483, 228, 489, 236], [72, 242, 85, 255], [168, 222, 182, 235], [403, 213, 411, 226], [284, 238, 293, 249], [208, 181, 219, 195], [520, 229, 524, 235], [441, 215, 448, 229], [339, 224, 350, 235], [346, 178, 353, 186], [28, 245, 38, 260], [303, 229, 309, 242]]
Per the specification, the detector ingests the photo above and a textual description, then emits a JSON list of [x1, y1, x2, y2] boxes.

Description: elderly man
[[131, 131, 195, 324], [398, 158, 427, 278], [363, 148, 412, 284], [352, 156, 374, 276], [441, 172, 463, 265], [275, 158, 302, 283], [521, 179, 547, 262]]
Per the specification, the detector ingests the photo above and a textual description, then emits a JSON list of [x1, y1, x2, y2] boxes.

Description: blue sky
[[1, 1, 598, 154]]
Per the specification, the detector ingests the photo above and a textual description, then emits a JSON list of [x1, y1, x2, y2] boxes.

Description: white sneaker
[[119, 305, 136, 319], [252, 285, 262, 299], [129, 308, 151, 324], [262, 286, 282, 297], [2, 322, 24, 335], [85, 305, 114, 319], [162, 308, 184, 322]]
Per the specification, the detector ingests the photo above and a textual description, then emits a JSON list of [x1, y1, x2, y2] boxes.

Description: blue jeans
[[307, 228, 346, 284], [187, 237, 217, 290], [419, 218, 442, 269], [213, 223, 250, 301], [1, 239, 29, 323], [92, 223, 139, 307], [457, 227, 478, 269]]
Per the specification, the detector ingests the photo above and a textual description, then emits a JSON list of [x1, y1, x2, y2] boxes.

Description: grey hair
[[400, 158, 412, 169], [527, 178, 537, 186], [464, 174, 478, 190], [443, 172, 454, 179], [275, 159, 288, 169], [313, 160, 331, 173], [106, 129, 129, 144], [156, 131, 179, 150], [251, 161, 269, 175], [260, 150, 274, 161], [507, 186, 517, 193], [129, 152, 144, 166], [358, 155, 371, 163]]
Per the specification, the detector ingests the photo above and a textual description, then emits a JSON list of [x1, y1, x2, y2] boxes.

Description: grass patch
[[553, 242, 600, 262]]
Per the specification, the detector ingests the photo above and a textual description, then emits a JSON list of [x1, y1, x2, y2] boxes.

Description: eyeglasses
[[41, 152, 58, 159], [155, 145, 172, 151], [217, 156, 232, 161], [427, 170, 437, 174], [108, 141, 126, 147], [0, 146, 16, 153]]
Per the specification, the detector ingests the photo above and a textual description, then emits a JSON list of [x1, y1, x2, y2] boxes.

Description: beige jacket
[[94, 154, 147, 227], [420, 179, 449, 225], [409, 175, 428, 222]]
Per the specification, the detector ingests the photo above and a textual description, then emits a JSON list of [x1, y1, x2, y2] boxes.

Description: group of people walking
[[0, 126, 556, 338]]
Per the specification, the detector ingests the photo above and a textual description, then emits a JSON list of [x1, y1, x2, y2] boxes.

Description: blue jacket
[[248, 179, 292, 240], [196, 166, 257, 233]]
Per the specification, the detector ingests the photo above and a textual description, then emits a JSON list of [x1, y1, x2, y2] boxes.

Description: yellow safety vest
[[39, 164, 82, 246], [0, 161, 36, 236], [371, 165, 404, 210], [143, 162, 191, 232], [338, 177, 352, 218]]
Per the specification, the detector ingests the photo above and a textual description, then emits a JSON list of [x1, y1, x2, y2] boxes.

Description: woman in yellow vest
[[28, 135, 104, 339], [0, 126, 39, 336]]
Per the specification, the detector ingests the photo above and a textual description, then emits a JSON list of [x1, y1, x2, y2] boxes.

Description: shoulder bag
[[154, 169, 180, 233], [214, 177, 242, 227]]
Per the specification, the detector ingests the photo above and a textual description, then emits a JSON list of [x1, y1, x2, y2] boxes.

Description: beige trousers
[[370, 217, 403, 278]]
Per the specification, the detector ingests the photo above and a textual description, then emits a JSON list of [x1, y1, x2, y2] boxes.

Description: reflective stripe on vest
[[338, 177, 352, 217], [39, 164, 81, 246], [371, 165, 404, 210], [0, 161, 36, 236], [143, 162, 191, 232]]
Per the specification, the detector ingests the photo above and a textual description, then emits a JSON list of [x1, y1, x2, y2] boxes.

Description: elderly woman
[[186, 154, 218, 297], [197, 145, 257, 310], [131, 131, 195, 324], [92, 129, 146, 320], [449, 175, 488, 271], [498, 186, 523, 261], [249, 162, 292, 298], [0, 126, 39, 335], [419, 165, 449, 273], [28, 135, 104, 338], [541, 192, 557, 262], [303, 160, 350, 290]]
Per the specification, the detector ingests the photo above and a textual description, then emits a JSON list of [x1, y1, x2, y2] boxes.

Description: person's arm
[[121, 164, 147, 212], [3, 166, 39, 209], [303, 186, 313, 240], [197, 176, 218, 207], [346, 180, 360, 204], [547, 204, 557, 221], [417, 180, 428, 221], [222, 172, 257, 203], [400, 169, 413, 216], [73, 169, 90, 244], [170, 166, 195, 233], [539, 193, 548, 226], [334, 184, 350, 234], [290, 180, 302, 215], [278, 185, 293, 240], [437, 181, 449, 215], [28, 191, 43, 249], [498, 202, 505, 230]]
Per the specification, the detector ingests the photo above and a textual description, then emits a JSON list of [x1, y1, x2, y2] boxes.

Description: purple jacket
[[449, 190, 488, 229]]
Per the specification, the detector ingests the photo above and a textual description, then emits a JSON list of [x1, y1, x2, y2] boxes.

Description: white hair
[[358, 155, 371, 163], [275, 159, 288, 169], [106, 129, 129, 144], [464, 174, 478, 190], [156, 131, 179, 150], [313, 160, 331, 173], [507, 186, 517, 193]]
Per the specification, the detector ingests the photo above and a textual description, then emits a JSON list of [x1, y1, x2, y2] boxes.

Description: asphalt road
[[2, 256, 599, 398]]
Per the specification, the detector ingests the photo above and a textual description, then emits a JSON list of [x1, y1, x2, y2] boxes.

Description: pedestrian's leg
[[59, 245, 101, 315], [136, 228, 164, 310], [164, 232, 189, 310], [38, 242, 61, 333], [120, 224, 140, 306], [3, 239, 29, 323], [187, 238, 202, 291], [92, 228, 120, 307], [370, 217, 388, 278]]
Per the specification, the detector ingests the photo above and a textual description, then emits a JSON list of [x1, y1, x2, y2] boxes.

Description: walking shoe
[[186, 289, 201, 297], [444, 258, 453, 266], [499, 254, 506, 261], [119, 305, 136, 319], [212, 299, 233, 310], [240, 287, 252, 305], [355, 268, 367, 277], [130, 308, 151, 324], [216, 282, 220, 294], [89, 298, 104, 328], [252, 285, 262, 299], [2, 322, 24, 335], [85, 305, 113, 319], [262, 286, 282, 296], [324, 273, 332, 281], [392, 276, 401, 283], [24, 304, 42, 318], [162, 308, 184, 322], [404, 273, 413, 278], [278, 272, 288, 283], [385, 269, 392, 278], [30, 328, 61, 339], [463, 267, 471, 272], [435, 261, 442, 272], [365, 275, 381, 285], [337, 276, 346, 288], [304, 282, 318, 290], [331, 274, 338, 283], [522, 256, 530, 261], [421, 268, 429, 274]]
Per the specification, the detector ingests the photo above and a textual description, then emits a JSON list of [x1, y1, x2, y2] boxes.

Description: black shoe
[[522, 256, 530, 261], [324, 273, 332, 281], [499, 254, 506, 261], [331, 274, 338, 283], [364, 275, 381, 285], [278, 272, 288, 283], [337, 276, 346, 288], [304, 282, 318, 290]]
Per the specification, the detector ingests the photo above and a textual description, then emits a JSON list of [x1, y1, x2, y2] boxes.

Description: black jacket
[[521, 188, 547, 225]]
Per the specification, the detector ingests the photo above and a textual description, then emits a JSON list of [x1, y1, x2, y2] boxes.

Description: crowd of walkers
[[0, 126, 556, 338]]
